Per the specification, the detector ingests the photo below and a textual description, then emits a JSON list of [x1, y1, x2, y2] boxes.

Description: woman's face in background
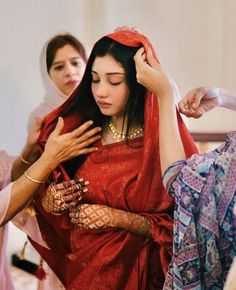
[[91, 54, 129, 119], [49, 44, 86, 96]]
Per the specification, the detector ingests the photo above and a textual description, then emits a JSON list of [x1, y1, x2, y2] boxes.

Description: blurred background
[[0, 0, 236, 286]]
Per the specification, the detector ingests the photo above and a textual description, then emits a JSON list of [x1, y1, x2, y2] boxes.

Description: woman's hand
[[42, 179, 88, 214], [20, 117, 43, 164], [41, 117, 101, 169], [69, 204, 113, 229], [69, 203, 151, 238], [178, 87, 221, 118], [134, 47, 173, 98], [27, 117, 43, 147]]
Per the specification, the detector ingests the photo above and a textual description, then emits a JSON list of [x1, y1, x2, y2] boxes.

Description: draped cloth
[[30, 29, 197, 290], [163, 131, 236, 289]]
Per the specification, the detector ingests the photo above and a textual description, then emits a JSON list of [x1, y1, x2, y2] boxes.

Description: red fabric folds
[[30, 29, 197, 290]]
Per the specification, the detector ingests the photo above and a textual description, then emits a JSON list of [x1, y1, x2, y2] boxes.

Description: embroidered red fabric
[[30, 28, 197, 290]]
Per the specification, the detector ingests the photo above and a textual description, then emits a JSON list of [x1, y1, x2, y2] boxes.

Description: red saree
[[30, 29, 197, 290]]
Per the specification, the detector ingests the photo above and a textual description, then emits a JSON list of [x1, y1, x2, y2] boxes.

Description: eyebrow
[[52, 56, 82, 66], [91, 70, 125, 76]]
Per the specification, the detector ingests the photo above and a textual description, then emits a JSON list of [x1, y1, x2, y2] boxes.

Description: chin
[[99, 109, 113, 116]]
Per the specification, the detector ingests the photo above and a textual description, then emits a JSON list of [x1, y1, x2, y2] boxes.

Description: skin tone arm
[[69, 204, 151, 238], [134, 47, 185, 176], [1, 117, 101, 226], [179, 87, 236, 118], [11, 117, 43, 181]]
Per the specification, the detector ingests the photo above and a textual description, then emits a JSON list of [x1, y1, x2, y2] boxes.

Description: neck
[[111, 116, 127, 133]]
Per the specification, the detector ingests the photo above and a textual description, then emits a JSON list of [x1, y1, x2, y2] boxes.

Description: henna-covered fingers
[[42, 178, 88, 214], [69, 204, 112, 229]]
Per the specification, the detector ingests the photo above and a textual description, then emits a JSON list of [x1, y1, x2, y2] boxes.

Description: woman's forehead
[[92, 55, 125, 75]]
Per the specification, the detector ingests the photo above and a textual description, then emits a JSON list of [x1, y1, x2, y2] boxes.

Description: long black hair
[[62, 37, 145, 139]]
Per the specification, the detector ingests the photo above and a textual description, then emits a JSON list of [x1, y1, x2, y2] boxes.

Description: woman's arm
[[1, 118, 101, 226], [11, 117, 43, 181], [134, 48, 185, 175], [69, 204, 151, 238], [178, 87, 236, 118]]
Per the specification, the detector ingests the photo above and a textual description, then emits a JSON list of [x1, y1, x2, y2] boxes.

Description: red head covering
[[32, 28, 197, 289]]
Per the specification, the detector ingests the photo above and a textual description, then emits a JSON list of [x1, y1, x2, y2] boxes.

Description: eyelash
[[91, 79, 122, 86]]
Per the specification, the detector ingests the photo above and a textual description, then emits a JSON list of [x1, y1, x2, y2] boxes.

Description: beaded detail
[[108, 122, 143, 142]]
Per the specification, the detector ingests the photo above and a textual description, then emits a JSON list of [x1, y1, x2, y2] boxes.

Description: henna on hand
[[111, 209, 152, 238], [69, 203, 151, 238], [42, 179, 88, 214], [69, 204, 112, 229]]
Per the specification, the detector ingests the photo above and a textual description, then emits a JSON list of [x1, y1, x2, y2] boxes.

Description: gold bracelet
[[24, 171, 45, 184], [20, 154, 31, 165]]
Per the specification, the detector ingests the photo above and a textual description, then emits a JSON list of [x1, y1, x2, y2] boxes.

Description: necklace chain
[[108, 122, 143, 142]]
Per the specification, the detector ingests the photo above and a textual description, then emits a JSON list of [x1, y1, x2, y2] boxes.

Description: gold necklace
[[108, 122, 143, 142]]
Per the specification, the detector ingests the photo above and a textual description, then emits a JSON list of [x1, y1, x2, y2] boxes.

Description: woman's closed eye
[[110, 81, 122, 86], [92, 78, 100, 83], [92, 79, 122, 86]]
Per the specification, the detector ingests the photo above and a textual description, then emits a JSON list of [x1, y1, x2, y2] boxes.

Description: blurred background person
[[28, 33, 87, 129]]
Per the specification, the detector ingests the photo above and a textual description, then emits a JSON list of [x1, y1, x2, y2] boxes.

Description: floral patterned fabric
[[163, 131, 236, 290]]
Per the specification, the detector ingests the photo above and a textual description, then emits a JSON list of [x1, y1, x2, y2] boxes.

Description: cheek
[[91, 83, 97, 97], [75, 66, 85, 76], [117, 88, 129, 106], [49, 71, 60, 84]]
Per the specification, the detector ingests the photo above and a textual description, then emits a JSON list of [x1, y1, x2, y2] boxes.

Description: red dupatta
[[31, 29, 197, 289]]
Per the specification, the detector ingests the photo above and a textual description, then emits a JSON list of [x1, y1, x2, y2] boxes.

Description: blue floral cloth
[[163, 131, 236, 289]]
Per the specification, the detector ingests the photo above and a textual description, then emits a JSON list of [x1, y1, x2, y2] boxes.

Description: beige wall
[[0, 1, 235, 155]]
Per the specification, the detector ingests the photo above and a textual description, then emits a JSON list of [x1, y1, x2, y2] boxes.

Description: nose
[[95, 82, 109, 98], [65, 63, 76, 77]]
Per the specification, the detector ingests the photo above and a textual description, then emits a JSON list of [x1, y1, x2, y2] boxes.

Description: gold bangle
[[24, 171, 45, 184], [20, 154, 31, 165]]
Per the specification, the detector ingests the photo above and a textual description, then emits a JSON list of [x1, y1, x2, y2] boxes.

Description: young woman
[[30, 28, 197, 290], [133, 49, 236, 289], [0, 117, 100, 290]]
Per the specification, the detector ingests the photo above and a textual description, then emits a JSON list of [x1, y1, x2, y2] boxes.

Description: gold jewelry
[[24, 171, 45, 184], [108, 122, 143, 142], [20, 154, 31, 165]]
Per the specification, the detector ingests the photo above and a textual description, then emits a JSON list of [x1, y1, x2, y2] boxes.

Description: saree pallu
[[32, 137, 174, 289]]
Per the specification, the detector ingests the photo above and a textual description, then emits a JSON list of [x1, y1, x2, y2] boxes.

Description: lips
[[97, 101, 112, 109], [66, 80, 79, 87]]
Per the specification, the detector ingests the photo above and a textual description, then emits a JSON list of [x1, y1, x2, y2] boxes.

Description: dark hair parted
[[62, 37, 145, 139], [46, 34, 87, 72]]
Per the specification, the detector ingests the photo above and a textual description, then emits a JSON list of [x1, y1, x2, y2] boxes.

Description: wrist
[[37, 153, 58, 173], [21, 144, 40, 164]]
